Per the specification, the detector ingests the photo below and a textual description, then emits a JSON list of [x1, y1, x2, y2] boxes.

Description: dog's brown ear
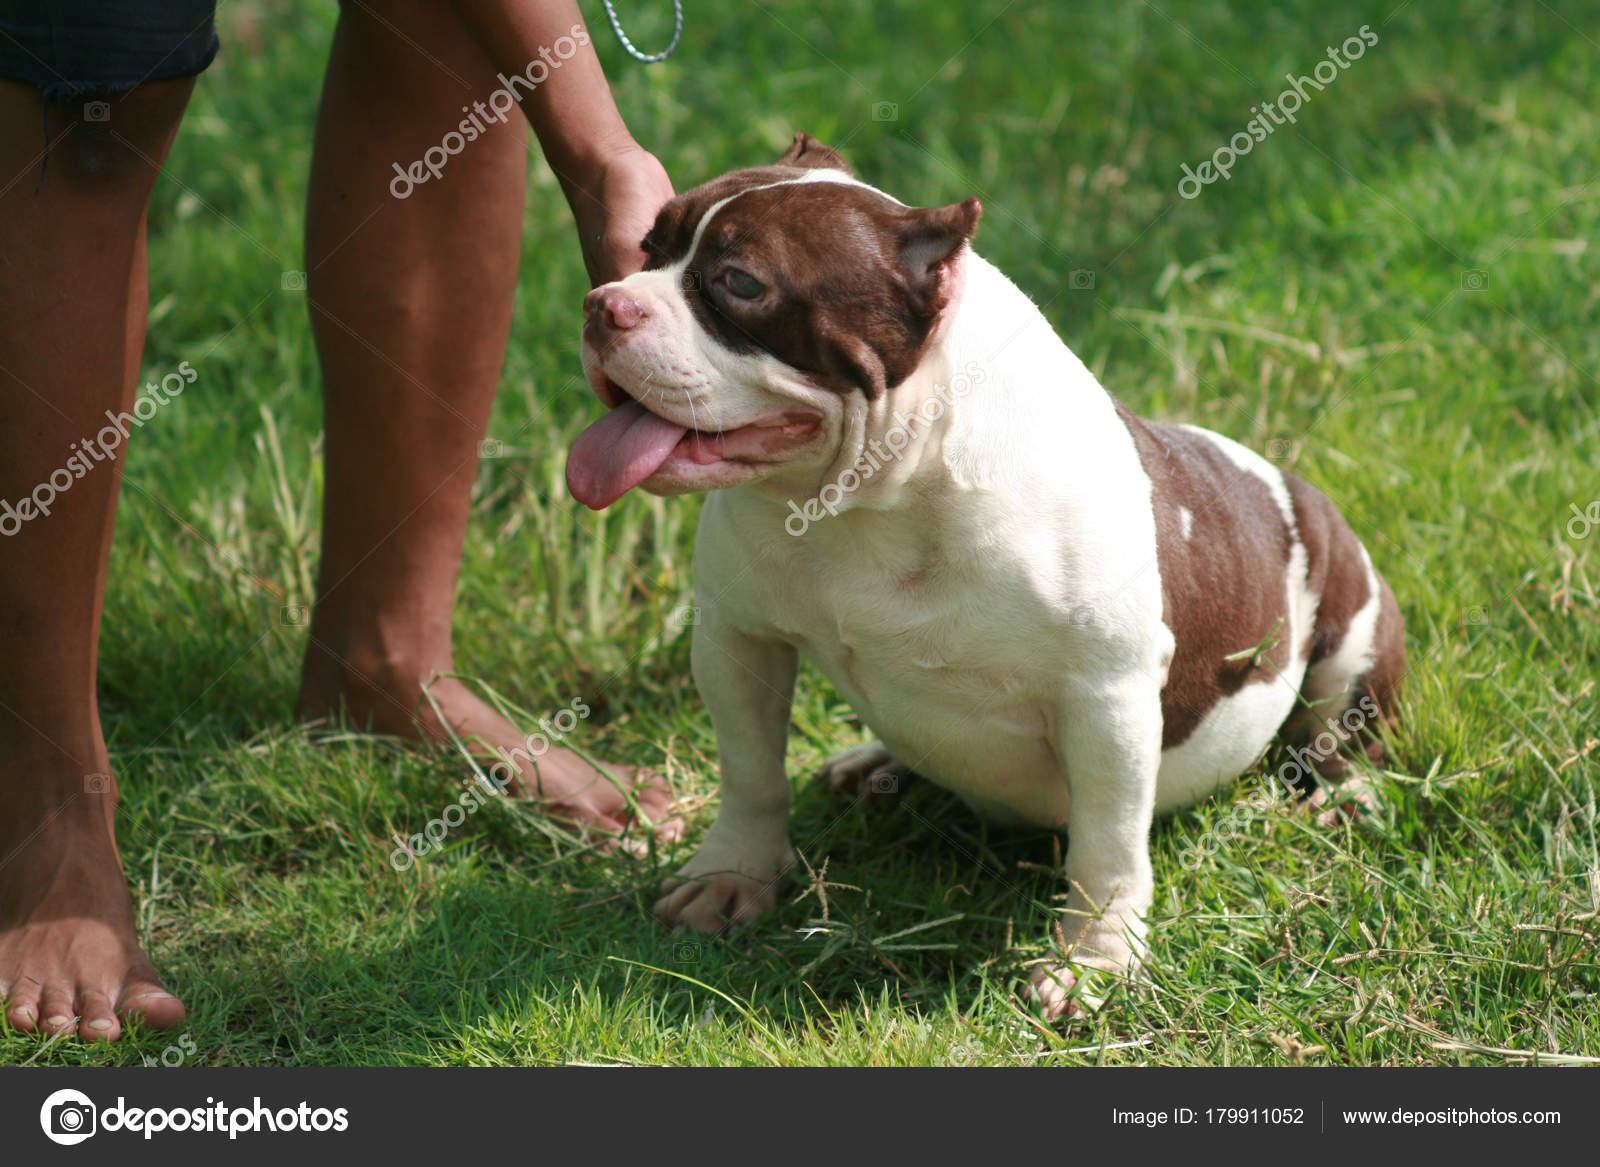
[[777, 132, 853, 174], [897, 197, 982, 318]]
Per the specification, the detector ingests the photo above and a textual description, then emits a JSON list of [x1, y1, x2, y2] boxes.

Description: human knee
[[39, 80, 193, 197]]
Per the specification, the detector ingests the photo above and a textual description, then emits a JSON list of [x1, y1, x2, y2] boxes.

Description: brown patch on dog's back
[[1285, 474, 1369, 669], [1284, 474, 1406, 766], [1293, 479, 1407, 756], [1113, 404, 1297, 748], [1118, 408, 1408, 762], [1356, 576, 1406, 725]]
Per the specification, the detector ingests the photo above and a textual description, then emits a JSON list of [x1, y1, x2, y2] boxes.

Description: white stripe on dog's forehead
[[674, 169, 904, 273]]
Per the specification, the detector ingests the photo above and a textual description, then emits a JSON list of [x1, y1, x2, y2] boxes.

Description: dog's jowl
[[566, 134, 1404, 1019]]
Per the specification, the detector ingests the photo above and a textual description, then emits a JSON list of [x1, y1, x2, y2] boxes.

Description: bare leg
[[295, 0, 676, 839], [0, 79, 192, 1039]]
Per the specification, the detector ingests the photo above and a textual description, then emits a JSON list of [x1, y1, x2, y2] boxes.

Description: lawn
[[4, 0, 1596, 1067]]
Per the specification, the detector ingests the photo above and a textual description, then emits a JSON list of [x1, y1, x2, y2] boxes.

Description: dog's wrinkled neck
[[743, 314, 965, 524]]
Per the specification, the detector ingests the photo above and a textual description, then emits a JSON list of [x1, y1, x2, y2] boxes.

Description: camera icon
[[674, 941, 701, 963], [41, 1090, 97, 1145], [1266, 437, 1293, 461], [871, 101, 899, 122], [1465, 605, 1487, 626], [51, 1101, 95, 1136], [1068, 269, 1096, 291], [84, 772, 111, 794], [281, 270, 307, 292], [1461, 269, 1489, 291], [670, 605, 700, 628], [1066, 605, 1097, 630], [868, 771, 899, 795], [280, 602, 309, 627], [477, 438, 504, 459], [681, 269, 702, 292], [83, 101, 110, 123]]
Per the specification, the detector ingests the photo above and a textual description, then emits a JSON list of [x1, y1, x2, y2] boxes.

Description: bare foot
[[297, 652, 682, 845], [0, 751, 186, 1042]]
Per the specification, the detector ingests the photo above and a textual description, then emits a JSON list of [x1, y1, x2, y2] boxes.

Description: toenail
[[45, 1015, 71, 1027], [87, 1017, 113, 1030]]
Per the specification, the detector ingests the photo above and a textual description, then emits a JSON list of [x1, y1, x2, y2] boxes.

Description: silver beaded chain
[[600, 0, 683, 62]]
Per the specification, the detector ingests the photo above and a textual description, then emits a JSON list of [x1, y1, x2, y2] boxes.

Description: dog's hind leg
[[815, 742, 921, 799], [1281, 478, 1407, 822]]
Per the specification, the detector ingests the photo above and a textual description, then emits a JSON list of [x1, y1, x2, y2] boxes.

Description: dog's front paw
[[653, 847, 795, 933], [1025, 919, 1144, 1021], [815, 742, 918, 797], [1025, 959, 1122, 1020]]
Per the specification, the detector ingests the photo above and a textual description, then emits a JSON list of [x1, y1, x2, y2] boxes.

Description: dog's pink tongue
[[566, 399, 689, 510]]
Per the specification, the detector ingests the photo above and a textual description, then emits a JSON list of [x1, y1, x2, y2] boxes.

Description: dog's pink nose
[[583, 286, 645, 333]]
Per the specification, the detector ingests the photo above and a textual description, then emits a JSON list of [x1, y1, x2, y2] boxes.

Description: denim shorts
[[0, 0, 219, 103]]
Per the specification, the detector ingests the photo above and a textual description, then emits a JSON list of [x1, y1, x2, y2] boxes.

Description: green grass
[[4, 0, 1597, 1067]]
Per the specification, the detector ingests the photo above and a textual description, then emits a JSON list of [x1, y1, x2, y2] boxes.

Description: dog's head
[[566, 134, 981, 509]]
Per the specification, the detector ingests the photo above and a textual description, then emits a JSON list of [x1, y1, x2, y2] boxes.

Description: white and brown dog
[[566, 135, 1404, 1018]]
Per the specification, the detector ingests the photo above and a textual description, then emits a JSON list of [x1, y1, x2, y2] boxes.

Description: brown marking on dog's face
[[1113, 405, 1298, 748], [637, 135, 981, 398]]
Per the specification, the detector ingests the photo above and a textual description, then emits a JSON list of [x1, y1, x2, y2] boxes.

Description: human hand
[[565, 143, 674, 286]]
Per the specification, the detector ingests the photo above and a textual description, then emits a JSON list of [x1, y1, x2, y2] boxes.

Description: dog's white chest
[[719, 508, 1089, 822]]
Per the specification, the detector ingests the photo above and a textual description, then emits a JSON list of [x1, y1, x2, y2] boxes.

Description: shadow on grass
[[152, 781, 1073, 1065]]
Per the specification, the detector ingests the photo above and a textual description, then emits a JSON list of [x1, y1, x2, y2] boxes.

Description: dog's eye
[[721, 269, 766, 300]]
